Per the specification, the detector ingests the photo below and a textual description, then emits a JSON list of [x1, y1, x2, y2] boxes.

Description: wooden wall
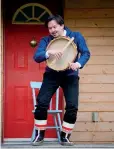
[[64, 0, 114, 144]]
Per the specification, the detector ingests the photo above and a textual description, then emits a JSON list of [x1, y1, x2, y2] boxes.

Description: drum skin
[[46, 36, 77, 71]]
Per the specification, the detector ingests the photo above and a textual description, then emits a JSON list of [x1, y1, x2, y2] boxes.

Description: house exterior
[[0, 0, 114, 144]]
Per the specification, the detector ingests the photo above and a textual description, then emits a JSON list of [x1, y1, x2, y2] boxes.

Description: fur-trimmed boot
[[32, 129, 45, 146], [60, 131, 74, 146]]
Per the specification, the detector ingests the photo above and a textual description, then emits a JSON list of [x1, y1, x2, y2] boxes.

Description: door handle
[[30, 37, 37, 48]]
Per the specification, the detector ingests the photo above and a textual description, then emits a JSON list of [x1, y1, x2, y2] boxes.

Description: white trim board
[[4, 138, 58, 144]]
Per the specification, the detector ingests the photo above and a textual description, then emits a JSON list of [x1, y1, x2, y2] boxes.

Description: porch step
[[1, 141, 114, 149]]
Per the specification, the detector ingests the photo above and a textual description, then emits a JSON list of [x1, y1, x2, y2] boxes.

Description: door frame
[[1, 2, 60, 143], [1, 0, 5, 142]]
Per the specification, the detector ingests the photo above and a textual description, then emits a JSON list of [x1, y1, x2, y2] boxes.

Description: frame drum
[[46, 36, 77, 71]]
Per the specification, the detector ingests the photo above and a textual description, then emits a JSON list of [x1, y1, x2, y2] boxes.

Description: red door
[[4, 24, 63, 138]]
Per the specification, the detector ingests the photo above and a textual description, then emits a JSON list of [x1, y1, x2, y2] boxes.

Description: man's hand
[[48, 51, 63, 60], [69, 62, 81, 71]]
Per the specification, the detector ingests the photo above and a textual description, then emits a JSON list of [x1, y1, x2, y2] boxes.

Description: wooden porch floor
[[1, 141, 114, 149]]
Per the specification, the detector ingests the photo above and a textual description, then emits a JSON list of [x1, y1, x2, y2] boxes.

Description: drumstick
[[50, 37, 74, 66]]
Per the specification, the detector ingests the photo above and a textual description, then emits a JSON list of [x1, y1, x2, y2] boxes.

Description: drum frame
[[46, 36, 77, 71]]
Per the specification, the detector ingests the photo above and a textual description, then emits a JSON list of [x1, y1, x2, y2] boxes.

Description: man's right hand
[[47, 50, 63, 60]]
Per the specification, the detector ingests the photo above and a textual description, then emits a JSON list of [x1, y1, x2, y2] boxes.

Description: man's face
[[48, 20, 64, 38]]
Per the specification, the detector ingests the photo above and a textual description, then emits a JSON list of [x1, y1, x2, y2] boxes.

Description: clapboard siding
[[79, 103, 114, 112], [80, 65, 114, 74], [64, 9, 114, 18], [64, 0, 114, 143], [80, 84, 114, 93], [88, 56, 114, 64], [80, 75, 114, 83], [88, 46, 114, 56], [70, 28, 114, 37], [86, 37, 114, 46], [79, 93, 114, 102], [73, 142, 114, 144], [77, 112, 114, 122], [65, 0, 114, 8], [70, 132, 114, 142], [65, 18, 114, 27], [74, 122, 114, 131]]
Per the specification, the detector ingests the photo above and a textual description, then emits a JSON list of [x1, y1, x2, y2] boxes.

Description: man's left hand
[[69, 62, 81, 71]]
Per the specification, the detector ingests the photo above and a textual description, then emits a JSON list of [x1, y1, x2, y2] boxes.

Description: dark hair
[[45, 14, 64, 28]]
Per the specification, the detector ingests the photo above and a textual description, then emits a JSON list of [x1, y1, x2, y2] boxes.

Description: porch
[[1, 141, 114, 149]]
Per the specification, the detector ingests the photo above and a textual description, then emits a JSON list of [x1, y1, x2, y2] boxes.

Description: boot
[[32, 129, 45, 146], [60, 131, 74, 146]]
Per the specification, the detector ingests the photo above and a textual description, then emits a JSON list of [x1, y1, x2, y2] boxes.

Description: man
[[32, 15, 90, 146]]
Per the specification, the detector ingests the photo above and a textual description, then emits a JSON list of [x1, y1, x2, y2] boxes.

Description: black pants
[[34, 71, 79, 124]]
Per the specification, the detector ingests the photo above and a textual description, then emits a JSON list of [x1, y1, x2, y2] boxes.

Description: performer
[[32, 14, 90, 146]]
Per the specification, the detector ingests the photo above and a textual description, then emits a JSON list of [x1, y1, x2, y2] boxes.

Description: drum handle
[[50, 37, 74, 65], [62, 37, 74, 52]]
